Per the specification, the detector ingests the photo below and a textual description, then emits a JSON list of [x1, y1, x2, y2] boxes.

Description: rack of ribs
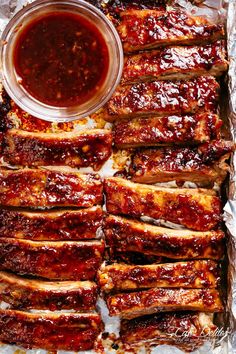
[[117, 9, 224, 53], [0, 238, 104, 280], [106, 288, 223, 319], [0, 169, 103, 208], [120, 312, 216, 352], [129, 140, 234, 186], [122, 41, 228, 84], [0, 271, 97, 311], [2, 128, 112, 170], [98, 260, 220, 292], [104, 177, 222, 231], [0, 309, 102, 351], [113, 113, 222, 148], [104, 76, 219, 121], [0, 206, 103, 240]]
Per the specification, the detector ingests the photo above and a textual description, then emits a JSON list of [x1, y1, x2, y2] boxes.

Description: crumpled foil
[[0, 0, 235, 353]]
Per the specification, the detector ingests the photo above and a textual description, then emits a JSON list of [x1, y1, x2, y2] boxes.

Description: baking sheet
[[0, 0, 235, 353]]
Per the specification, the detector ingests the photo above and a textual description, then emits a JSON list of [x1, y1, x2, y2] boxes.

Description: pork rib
[[98, 260, 220, 292], [0, 271, 97, 310], [104, 215, 224, 260], [129, 140, 233, 186], [120, 312, 216, 352], [104, 177, 222, 231], [122, 41, 227, 84], [106, 288, 223, 319], [3, 128, 112, 170], [0, 309, 102, 351], [0, 206, 103, 240], [0, 238, 104, 280], [0, 169, 103, 208], [117, 9, 224, 53], [113, 113, 222, 148], [104, 77, 219, 121]]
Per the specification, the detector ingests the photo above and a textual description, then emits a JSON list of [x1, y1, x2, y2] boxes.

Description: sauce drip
[[13, 12, 109, 107]]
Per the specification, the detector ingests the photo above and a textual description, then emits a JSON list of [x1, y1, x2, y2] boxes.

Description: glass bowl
[[0, 0, 123, 122]]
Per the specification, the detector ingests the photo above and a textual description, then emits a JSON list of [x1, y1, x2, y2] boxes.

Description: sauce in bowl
[[13, 12, 109, 107]]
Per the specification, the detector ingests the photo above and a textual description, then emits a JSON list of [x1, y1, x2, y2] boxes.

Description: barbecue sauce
[[13, 12, 109, 107]]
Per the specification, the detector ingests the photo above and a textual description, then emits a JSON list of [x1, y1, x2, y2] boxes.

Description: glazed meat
[[0, 238, 104, 280], [113, 113, 222, 148], [106, 288, 223, 319], [129, 140, 234, 186], [120, 312, 216, 352], [117, 9, 224, 53], [104, 177, 222, 231], [2, 128, 112, 170], [104, 77, 219, 121], [0, 309, 102, 351], [0, 169, 103, 208], [0, 271, 97, 311], [104, 215, 224, 260], [98, 260, 220, 292], [122, 41, 228, 84], [0, 206, 103, 240]]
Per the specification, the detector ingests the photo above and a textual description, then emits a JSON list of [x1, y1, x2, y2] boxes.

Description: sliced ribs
[[0, 309, 102, 351], [0, 206, 103, 240], [104, 177, 222, 230], [0, 271, 97, 310], [0, 169, 103, 208], [0, 238, 104, 280]]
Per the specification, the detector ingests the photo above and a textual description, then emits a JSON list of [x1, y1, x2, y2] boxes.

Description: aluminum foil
[[0, 0, 235, 353]]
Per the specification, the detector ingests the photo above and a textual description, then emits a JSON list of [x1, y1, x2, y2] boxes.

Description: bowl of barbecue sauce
[[0, 0, 123, 122]]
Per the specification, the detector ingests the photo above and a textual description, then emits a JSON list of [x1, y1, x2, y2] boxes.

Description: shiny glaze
[[98, 260, 220, 291], [0, 206, 103, 240], [113, 113, 222, 148], [118, 9, 224, 52], [0, 238, 105, 280], [120, 312, 216, 346], [122, 41, 227, 84], [0, 310, 102, 351], [0, 272, 98, 311], [129, 140, 233, 185], [0, 169, 103, 208], [104, 215, 225, 259], [104, 178, 222, 231], [106, 287, 223, 318], [106, 76, 219, 120], [3, 129, 112, 170]]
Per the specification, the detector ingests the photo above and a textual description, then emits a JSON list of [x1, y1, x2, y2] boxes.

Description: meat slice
[[0, 309, 102, 351], [122, 41, 228, 84], [0, 238, 104, 280], [104, 77, 219, 121], [98, 260, 220, 292], [104, 215, 224, 260], [0, 206, 103, 240], [117, 9, 224, 53], [120, 312, 216, 352], [106, 288, 223, 319], [113, 113, 222, 148], [104, 177, 222, 231], [129, 140, 234, 186], [0, 169, 103, 208], [0, 271, 97, 310], [3, 129, 112, 170]]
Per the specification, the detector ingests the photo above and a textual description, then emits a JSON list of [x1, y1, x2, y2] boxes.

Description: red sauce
[[13, 12, 109, 107]]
